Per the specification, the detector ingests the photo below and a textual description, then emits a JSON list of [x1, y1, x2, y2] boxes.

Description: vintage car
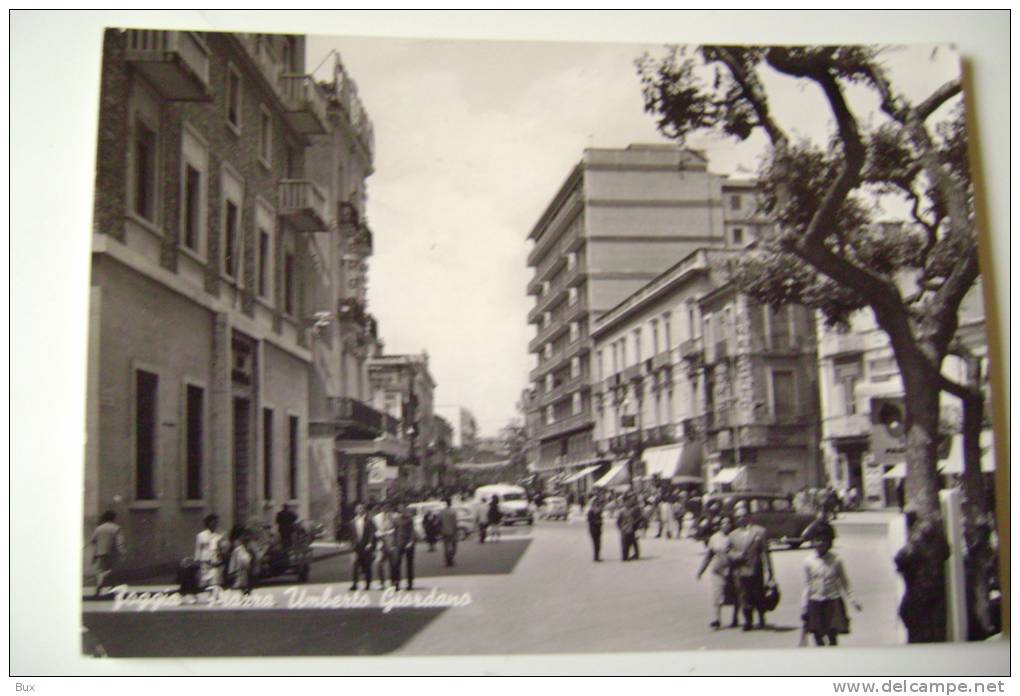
[[538, 496, 569, 521], [693, 492, 817, 548]]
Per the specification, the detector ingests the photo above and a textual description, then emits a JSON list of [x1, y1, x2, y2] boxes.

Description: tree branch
[[917, 80, 963, 120], [712, 47, 789, 149]]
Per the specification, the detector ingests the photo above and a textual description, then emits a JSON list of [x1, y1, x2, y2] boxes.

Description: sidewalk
[[832, 509, 902, 536]]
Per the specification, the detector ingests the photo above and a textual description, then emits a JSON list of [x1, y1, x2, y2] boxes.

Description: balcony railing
[[281, 74, 330, 135], [124, 30, 211, 101], [680, 336, 704, 362], [527, 193, 584, 267], [279, 180, 329, 232], [534, 410, 593, 440]]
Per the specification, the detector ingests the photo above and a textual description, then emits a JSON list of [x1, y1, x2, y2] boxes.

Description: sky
[[303, 35, 962, 438]]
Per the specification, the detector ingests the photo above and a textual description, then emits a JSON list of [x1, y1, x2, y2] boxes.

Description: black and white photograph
[[10, 10, 1009, 677]]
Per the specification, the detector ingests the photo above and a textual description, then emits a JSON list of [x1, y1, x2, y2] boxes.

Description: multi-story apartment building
[[817, 278, 994, 509], [434, 405, 479, 456], [86, 30, 341, 571], [592, 248, 823, 495], [368, 353, 438, 493], [524, 144, 764, 483]]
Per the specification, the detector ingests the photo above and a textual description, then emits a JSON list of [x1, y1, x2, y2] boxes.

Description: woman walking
[[801, 526, 861, 646], [487, 495, 503, 542], [697, 515, 739, 629]]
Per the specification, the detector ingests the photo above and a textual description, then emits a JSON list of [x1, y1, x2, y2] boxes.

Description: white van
[[473, 484, 534, 526]]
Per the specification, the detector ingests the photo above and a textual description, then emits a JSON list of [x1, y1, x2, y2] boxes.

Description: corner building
[[524, 145, 764, 486], [85, 30, 379, 573]]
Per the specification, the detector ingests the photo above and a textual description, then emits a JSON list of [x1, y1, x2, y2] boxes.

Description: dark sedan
[[694, 492, 817, 548]]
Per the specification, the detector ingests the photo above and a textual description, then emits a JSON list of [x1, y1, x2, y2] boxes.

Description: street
[[82, 515, 901, 657]]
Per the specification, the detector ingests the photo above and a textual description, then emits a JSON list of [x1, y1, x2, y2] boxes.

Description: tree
[[637, 46, 986, 641]]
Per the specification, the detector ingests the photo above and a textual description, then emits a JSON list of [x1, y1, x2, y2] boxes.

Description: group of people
[[793, 486, 857, 518], [348, 498, 460, 592]]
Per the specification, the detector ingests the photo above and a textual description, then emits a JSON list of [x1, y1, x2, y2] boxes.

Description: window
[[834, 356, 862, 416], [771, 370, 796, 419], [651, 319, 659, 355], [179, 129, 208, 255], [567, 252, 577, 270], [182, 165, 202, 251], [221, 168, 244, 280], [662, 312, 672, 351], [572, 392, 582, 416], [570, 356, 580, 379], [732, 227, 744, 245], [263, 408, 274, 500], [133, 118, 158, 222], [568, 287, 578, 306], [135, 369, 158, 500], [541, 281, 550, 297], [288, 415, 299, 500], [595, 350, 603, 381], [543, 343, 552, 360], [767, 305, 795, 350], [258, 228, 271, 298], [543, 311, 551, 328], [633, 328, 642, 364], [184, 384, 204, 500], [226, 64, 242, 131], [284, 251, 296, 315], [730, 194, 742, 211], [569, 322, 580, 342], [611, 343, 618, 374], [546, 374, 554, 393], [258, 106, 272, 166], [545, 405, 554, 425], [224, 201, 239, 278]]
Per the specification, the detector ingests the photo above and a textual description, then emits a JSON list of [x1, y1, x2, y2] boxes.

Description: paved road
[[82, 517, 901, 656]]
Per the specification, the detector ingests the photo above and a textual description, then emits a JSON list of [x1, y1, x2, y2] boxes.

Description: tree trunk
[[958, 360, 996, 639], [895, 361, 950, 643]]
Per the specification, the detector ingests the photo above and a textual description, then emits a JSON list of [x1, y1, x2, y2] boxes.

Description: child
[[801, 526, 862, 646]]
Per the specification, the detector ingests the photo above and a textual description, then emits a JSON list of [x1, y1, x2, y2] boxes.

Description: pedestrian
[[846, 486, 859, 511], [673, 493, 687, 539], [275, 503, 298, 549], [227, 524, 255, 594], [195, 514, 226, 591], [656, 495, 675, 539], [372, 502, 395, 590], [439, 498, 459, 567], [391, 501, 418, 591], [349, 503, 376, 591], [729, 503, 775, 631], [697, 515, 739, 629], [87, 510, 126, 597], [587, 493, 605, 562], [487, 495, 502, 542], [617, 494, 641, 561], [801, 525, 861, 646], [423, 509, 440, 552], [476, 496, 489, 544]]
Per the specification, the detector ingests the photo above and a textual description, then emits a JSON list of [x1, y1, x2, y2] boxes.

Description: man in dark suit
[[587, 492, 605, 562], [617, 494, 641, 561], [391, 501, 418, 590], [349, 503, 376, 591], [439, 498, 459, 567]]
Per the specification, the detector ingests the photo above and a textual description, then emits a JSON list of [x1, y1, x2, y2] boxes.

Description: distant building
[[368, 353, 438, 494], [591, 248, 822, 495], [524, 144, 765, 485], [434, 405, 479, 454]]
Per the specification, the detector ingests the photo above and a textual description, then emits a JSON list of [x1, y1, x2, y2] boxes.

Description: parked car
[[538, 496, 569, 520], [693, 492, 816, 549], [407, 501, 475, 541]]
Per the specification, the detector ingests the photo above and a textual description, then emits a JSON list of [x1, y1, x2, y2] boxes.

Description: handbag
[[762, 580, 781, 612]]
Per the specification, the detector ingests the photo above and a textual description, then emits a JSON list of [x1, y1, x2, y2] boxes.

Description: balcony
[[652, 350, 673, 371], [534, 410, 593, 441], [327, 396, 398, 437], [528, 318, 568, 354], [281, 75, 330, 135], [562, 295, 589, 325], [751, 332, 808, 354], [680, 336, 704, 363], [819, 330, 865, 358], [623, 364, 642, 383], [527, 192, 584, 267], [124, 30, 211, 101], [822, 413, 871, 439], [279, 180, 329, 232], [349, 222, 373, 256]]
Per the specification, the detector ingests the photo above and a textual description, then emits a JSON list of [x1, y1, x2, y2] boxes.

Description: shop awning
[[938, 433, 996, 475], [562, 465, 601, 485], [593, 461, 629, 488], [710, 466, 746, 486], [642, 442, 703, 482]]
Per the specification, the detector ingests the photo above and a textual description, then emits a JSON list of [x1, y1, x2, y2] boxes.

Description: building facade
[[368, 353, 438, 494], [591, 248, 822, 495], [817, 279, 994, 509], [86, 30, 342, 571], [524, 144, 764, 484]]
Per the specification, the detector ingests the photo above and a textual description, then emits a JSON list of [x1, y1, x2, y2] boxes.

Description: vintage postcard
[[76, 25, 1006, 665]]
